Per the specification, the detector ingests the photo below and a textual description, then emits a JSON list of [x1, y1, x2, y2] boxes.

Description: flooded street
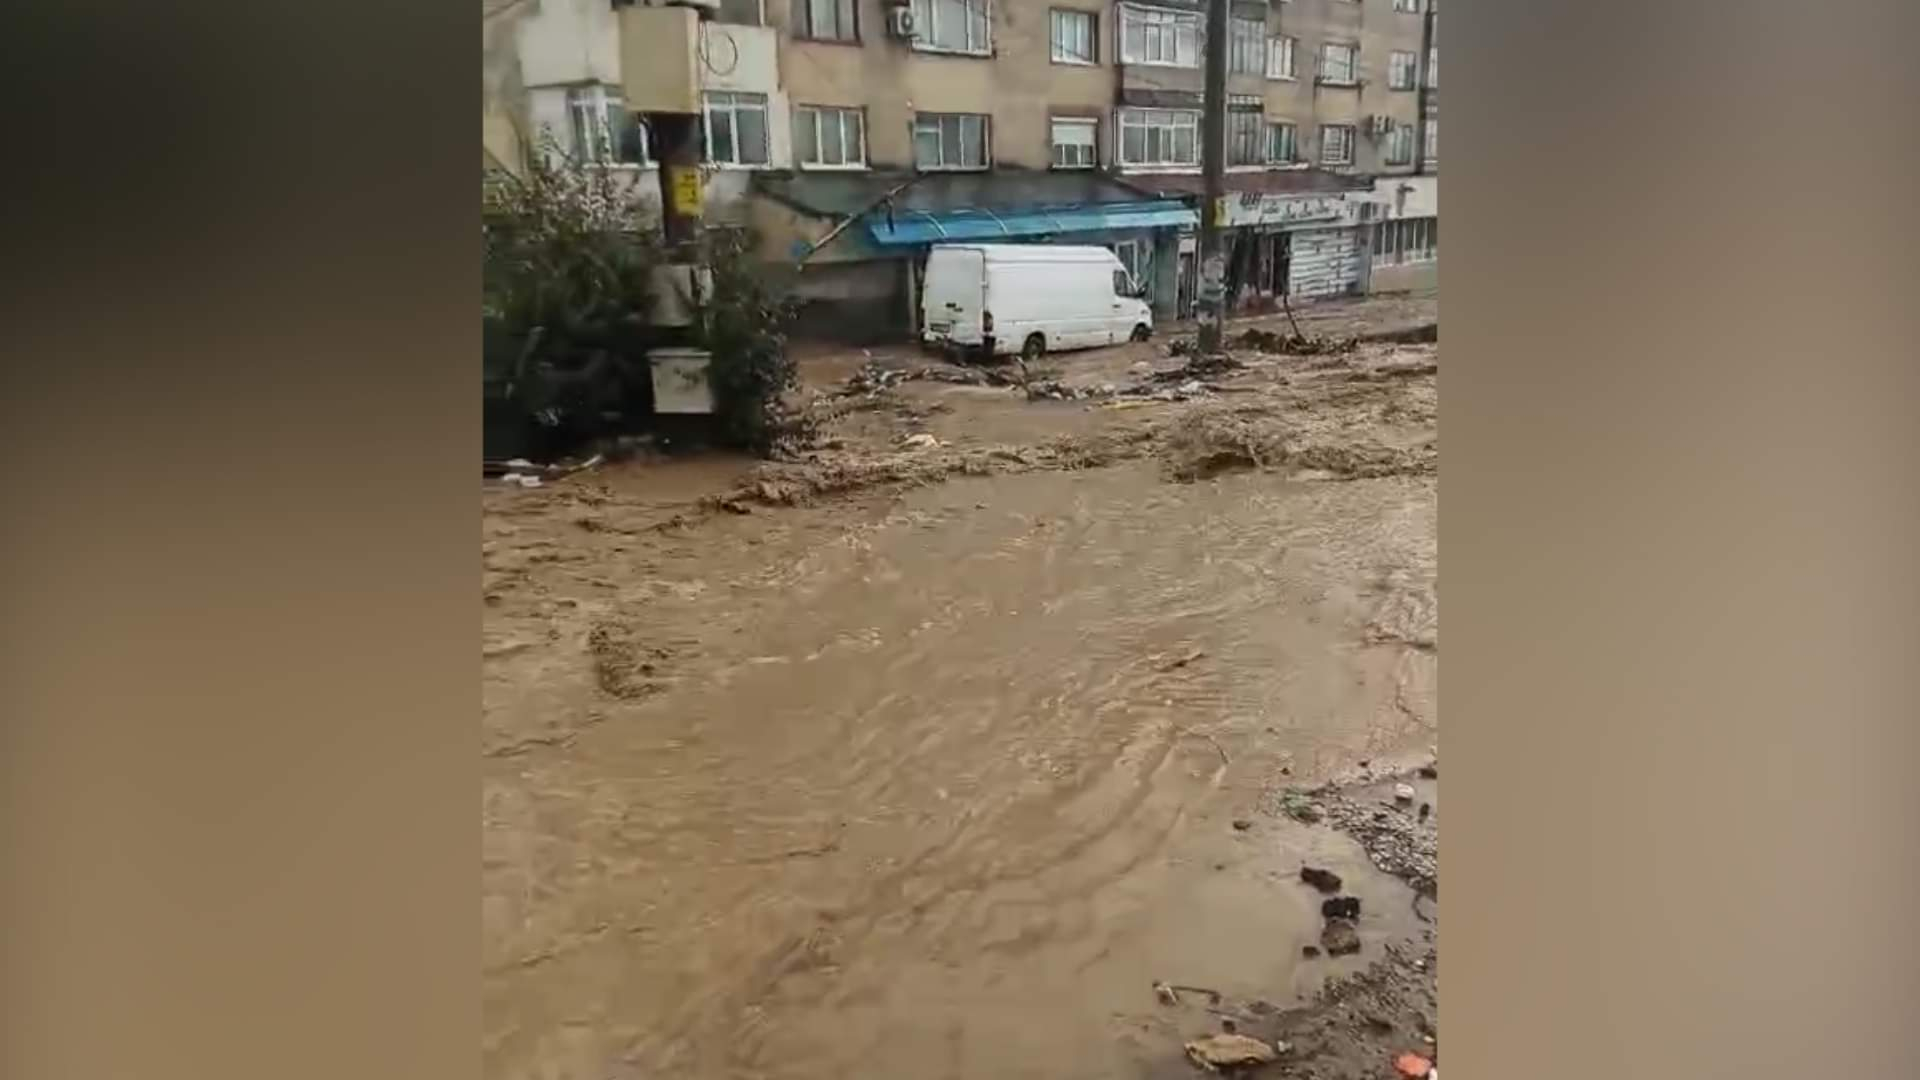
[[484, 300, 1438, 1080]]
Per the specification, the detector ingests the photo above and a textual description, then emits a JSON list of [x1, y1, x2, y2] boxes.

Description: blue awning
[[863, 200, 1197, 246]]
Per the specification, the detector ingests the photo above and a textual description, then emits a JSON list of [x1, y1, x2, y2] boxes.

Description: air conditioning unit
[[1367, 115, 1396, 137], [885, 4, 916, 38]]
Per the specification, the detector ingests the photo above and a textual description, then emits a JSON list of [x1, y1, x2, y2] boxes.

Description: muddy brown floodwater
[[484, 306, 1438, 1080]]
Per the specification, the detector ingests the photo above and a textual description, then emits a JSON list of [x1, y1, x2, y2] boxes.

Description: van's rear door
[[922, 247, 985, 344]]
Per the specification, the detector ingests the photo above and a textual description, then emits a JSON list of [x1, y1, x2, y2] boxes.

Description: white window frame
[[1266, 35, 1295, 80], [1388, 50, 1418, 91], [1266, 120, 1297, 164], [1319, 41, 1358, 86], [1384, 123, 1414, 166], [1374, 216, 1436, 266], [793, 105, 867, 169], [1226, 108, 1266, 167], [1116, 106, 1200, 168], [1426, 46, 1438, 88], [702, 90, 770, 167], [1050, 116, 1098, 169], [1050, 8, 1096, 65], [796, 0, 857, 41], [1423, 119, 1438, 163], [566, 85, 651, 168], [1319, 123, 1355, 166], [913, 112, 990, 170], [1228, 16, 1265, 76], [1394, 0, 1420, 11], [911, 0, 992, 56], [1118, 4, 1200, 69]]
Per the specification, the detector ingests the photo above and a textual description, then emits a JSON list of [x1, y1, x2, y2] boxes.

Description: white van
[[920, 243, 1153, 361]]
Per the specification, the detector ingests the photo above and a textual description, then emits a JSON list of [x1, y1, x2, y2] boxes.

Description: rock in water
[[1184, 1033, 1280, 1071], [1321, 896, 1361, 919], [1299, 866, 1343, 893], [1321, 917, 1362, 956], [1394, 783, 1417, 803]]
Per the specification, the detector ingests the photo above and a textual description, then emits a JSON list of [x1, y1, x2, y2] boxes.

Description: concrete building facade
[[479, 0, 1439, 340]]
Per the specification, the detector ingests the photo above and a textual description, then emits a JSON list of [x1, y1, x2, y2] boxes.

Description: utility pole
[[1196, 0, 1230, 354], [652, 112, 704, 254]]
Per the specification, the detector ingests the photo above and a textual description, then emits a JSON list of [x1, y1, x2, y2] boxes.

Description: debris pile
[[1184, 1033, 1283, 1072], [841, 361, 915, 395], [1309, 782, 1439, 897], [707, 429, 1158, 510], [1023, 378, 1107, 401], [1235, 327, 1359, 356]]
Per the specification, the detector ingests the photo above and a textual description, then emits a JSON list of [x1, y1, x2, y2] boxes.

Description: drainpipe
[[1413, 5, 1436, 178]]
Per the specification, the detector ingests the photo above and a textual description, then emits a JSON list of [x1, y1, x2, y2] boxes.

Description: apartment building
[[479, 0, 1438, 340]]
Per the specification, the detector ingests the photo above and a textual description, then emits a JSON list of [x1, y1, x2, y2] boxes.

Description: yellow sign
[[669, 167, 703, 217]]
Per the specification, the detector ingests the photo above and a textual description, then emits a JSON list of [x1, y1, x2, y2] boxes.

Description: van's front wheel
[[1130, 323, 1151, 342], [1021, 333, 1046, 361]]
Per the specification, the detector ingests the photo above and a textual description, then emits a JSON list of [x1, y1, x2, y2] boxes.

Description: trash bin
[[648, 347, 713, 415]]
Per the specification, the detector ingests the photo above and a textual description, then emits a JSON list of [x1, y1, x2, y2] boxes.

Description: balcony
[[617, 5, 703, 115]]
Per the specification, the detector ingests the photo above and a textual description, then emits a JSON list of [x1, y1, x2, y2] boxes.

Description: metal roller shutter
[[1287, 227, 1363, 299]]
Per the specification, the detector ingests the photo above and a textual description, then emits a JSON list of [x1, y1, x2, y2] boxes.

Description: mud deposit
[[484, 329, 1438, 1079]]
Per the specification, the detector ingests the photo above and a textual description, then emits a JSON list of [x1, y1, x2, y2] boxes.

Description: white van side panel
[[985, 258, 1121, 354]]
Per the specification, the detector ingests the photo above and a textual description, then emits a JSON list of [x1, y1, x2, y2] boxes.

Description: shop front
[[1214, 189, 1368, 305]]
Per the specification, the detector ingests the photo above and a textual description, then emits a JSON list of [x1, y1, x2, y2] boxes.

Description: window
[[567, 85, 649, 166], [703, 91, 769, 166], [1384, 123, 1414, 165], [1266, 36, 1295, 79], [1120, 4, 1200, 68], [715, 0, 764, 24], [1112, 239, 1146, 288], [1050, 9, 1095, 64], [914, 112, 989, 169], [1426, 46, 1438, 87], [1394, 0, 1420, 11], [1373, 217, 1437, 265], [794, 105, 866, 168], [797, 0, 856, 40], [1228, 17, 1265, 75], [1319, 42, 1357, 85], [1051, 117, 1097, 168], [1117, 107, 1199, 167], [1227, 109, 1264, 167], [1389, 51, 1417, 90], [1266, 121, 1297, 164], [911, 0, 991, 54], [1423, 119, 1438, 162], [1319, 123, 1354, 165]]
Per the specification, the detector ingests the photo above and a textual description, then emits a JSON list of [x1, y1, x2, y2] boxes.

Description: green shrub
[[482, 141, 804, 456]]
